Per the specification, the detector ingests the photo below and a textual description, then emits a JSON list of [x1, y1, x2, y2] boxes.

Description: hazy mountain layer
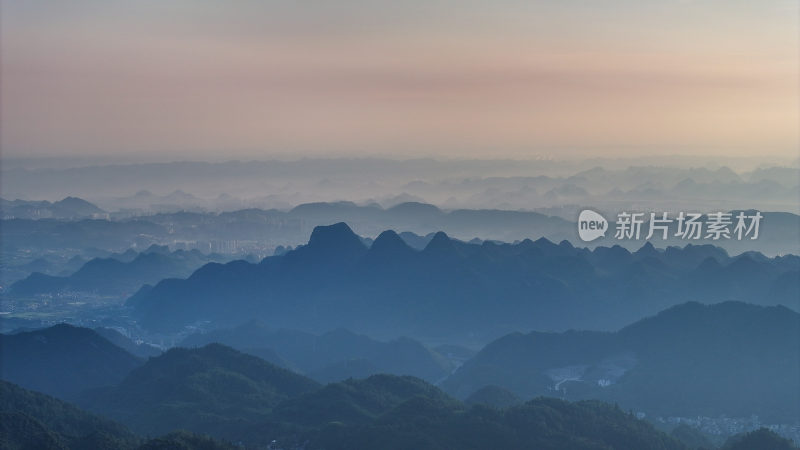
[[0, 325, 143, 400], [9, 247, 233, 298], [129, 223, 799, 343], [0, 380, 236, 450], [77, 343, 687, 449], [181, 322, 454, 383], [3, 159, 798, 214], [443, 302, 800, 423]]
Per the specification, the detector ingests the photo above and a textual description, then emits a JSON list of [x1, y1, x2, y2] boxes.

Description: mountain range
[[4, 159, 798, 214], [79, 343, 321, 439], [9, 246, 235, 298], [180, 322, 454, 383], [0, 380, 235, 449], [2, 301, 798, 447], [0, 196, 105, 220], [4, 199, 797, 262], [0, 343, 695, 450], [77, 344, 689, 449], [0, 324, 143, 400], [129, 223, 799, 343], [443, 301, 800, 423], [0, 379, 139, 449]]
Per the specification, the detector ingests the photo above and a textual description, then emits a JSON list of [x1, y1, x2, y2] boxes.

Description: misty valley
[[1, 160, 799, 449], [3, 0, 799, 445]]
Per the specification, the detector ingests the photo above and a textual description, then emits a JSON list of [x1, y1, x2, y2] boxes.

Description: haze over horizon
[[1, 3, 799, 450], [2, 0, 798, 161]]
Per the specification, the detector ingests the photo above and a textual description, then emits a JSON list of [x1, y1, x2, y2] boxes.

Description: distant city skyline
[[2, 1, 797, 160]]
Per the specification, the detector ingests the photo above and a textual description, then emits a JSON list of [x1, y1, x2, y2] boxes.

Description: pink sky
[[2, 1, 797, 159]]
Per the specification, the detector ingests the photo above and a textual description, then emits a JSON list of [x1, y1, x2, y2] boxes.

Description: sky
[[1, 0, 798, 160]]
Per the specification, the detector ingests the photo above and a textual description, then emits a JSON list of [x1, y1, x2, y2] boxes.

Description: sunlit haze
[[2, 0, 797, 160]]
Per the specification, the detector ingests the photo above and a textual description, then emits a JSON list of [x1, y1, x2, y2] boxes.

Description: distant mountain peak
[[370, 230, 414, 254], [58, 196, 84, 203], [558, 240, 574, 249], [609, 244, 631, 255], [534, 237, 556, 246], [387, 202, 442, 214], [308, 222, 362, 247], [518, 238, 535, 247], [532, 237, 562, 254], [634, 241, 659, 258], [295, 222, 368, 261], [423, 231, 456, 253], [51, 196, 105, 214]]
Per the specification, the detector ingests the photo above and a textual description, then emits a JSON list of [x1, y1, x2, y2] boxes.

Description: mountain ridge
[[129, 223, 799, 341], [442, 301, 800, 423]]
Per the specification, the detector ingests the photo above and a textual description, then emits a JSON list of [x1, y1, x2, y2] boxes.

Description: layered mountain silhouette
[[129, 223, 799, 343], [4, 309, 796, 448], [7, 159, 798, 219], [79, 344, 321, 438], [721, 428, 798, 450], [9, 247, 229, 298], [442, 302, 800, 423], [0, 324, 143, 400], [4, 201, 797, 257], [0, 380, 236, 450], [180, 322, 453, 383], [270, 374, 459, 428], [1, 217, 168, 253], [75, 343, 686, 449], [295, 396, 686, 450], [0, 196, 105, 220], [0, 380, 139, 449]]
